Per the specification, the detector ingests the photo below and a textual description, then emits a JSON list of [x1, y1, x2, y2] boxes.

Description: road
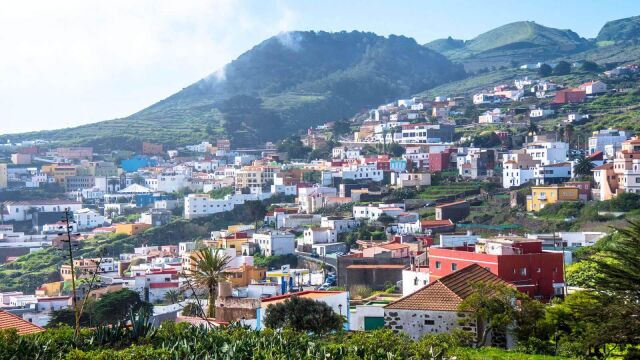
[[296, 251, 337, 271]]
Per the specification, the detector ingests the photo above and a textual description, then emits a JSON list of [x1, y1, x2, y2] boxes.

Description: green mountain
[[431, 21, 592, 71], [597, 15, 640, 44], [424, 36, 464, 53], [6, 31, 464, 150]]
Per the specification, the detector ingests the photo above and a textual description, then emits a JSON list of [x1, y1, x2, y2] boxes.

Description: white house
[[73, 208, 105, 230], [251, 231, 295, 256], [478, 108, 504, 124], [3, 200, 82, 222], [302, 227, 338, 247], [320, 216, 358, 233], [338, 163, 384, 182], [579, 81, 607, 95], [588, 129, 630, 155], [352, 203, 405, 222], [402, 268, 429, 296], [529, 109, 555, 119]]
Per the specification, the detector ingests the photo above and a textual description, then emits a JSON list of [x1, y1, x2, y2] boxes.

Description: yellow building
[[217, 236, 250, 256], [234, 163, 280, 191], [114, 223, 151, 235], [224, 264, 267, 287], [526, 185, 579, 212], [41, 164, 77, 187]]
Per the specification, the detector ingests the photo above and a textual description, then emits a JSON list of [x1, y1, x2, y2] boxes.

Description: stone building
[[383, 264, 514, 347]]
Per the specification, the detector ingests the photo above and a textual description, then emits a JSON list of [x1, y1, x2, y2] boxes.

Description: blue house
[[121, 156, 157, 173]]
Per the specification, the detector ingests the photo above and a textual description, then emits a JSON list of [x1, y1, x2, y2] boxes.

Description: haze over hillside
[[5, 15, 640, 150]]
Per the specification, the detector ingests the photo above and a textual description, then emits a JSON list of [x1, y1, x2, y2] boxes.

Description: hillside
[[5, 31, 465, 150], [597, 15, 640, 44], [424, 36, 464, 53], [431, 21, 592, 71]]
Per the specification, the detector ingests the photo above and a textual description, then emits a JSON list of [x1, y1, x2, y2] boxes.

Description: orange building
[[224, 264, 267, 287], [114, 223, 151, 235]]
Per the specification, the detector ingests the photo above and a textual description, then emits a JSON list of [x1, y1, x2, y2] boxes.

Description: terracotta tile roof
[[420, 219, 454, 227], [592, 163, 613, 171], [0, 311, 44, 335], [384, 264, 510, 311], [380, 243, 409, 250]]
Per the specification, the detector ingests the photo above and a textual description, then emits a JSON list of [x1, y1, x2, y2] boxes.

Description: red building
[[429, 152, 450, 172], [553, 89, 586, 104], [142, 142, 163, 155], [427, 236, 564, 301]]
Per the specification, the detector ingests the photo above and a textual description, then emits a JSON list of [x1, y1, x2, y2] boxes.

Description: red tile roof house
[[0, 310, 44, 335], [384, 264, 515, 348]]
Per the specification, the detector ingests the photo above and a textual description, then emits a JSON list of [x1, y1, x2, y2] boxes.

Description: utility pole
[[60, 208, 80, 339]]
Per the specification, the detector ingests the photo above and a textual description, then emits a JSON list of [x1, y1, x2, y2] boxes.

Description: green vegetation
[[417, 182, 481, 201], [208, 186, 234, 199], [253, 254, 298, 269], [535, 193, 640, 230], [264, 296, 344, 334], [0, 325, 570, 360], [187, 248, 231, 318], [48, 289, 152, 328], [431, 21, 591, 71], [596, 15, 640, 44]]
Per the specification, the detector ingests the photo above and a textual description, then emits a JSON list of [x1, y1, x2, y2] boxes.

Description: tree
[[581, 61, 600, 72], [538, 64, 552, 77], [458, 282, 544, 347], [164, 289, 182, 304], [593, 220, 640, 300], [553, 61, 571, 76], [243, 200, 267, 230], [573, 156, 595, 177], [376, 213, 395, 228], [181, 302, 204, 317], [332, 119, 352, 138], [546, 291, 638, 359], [92, 289, 152, 325], [188, 248, 231, 318], [264, 296, 344, 334], [387, 143, 405, 157]]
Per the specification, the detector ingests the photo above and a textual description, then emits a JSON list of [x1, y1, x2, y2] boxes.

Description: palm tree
[[164, 289, 182, 304], [188, 248, 231, 318], [574, 155, 595, 177]]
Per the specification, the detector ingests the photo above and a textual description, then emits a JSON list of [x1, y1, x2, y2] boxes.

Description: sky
[[1, 0, 639, 135]]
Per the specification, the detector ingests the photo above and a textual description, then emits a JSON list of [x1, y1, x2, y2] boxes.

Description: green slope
[[433, 21, 592, 71], [597, 15, 640, 43], [4, 31, 464, 151]]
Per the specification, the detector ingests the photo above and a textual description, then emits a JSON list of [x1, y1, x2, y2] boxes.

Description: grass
[[418, 182, 481, 201], [460, 348, 571, 359]]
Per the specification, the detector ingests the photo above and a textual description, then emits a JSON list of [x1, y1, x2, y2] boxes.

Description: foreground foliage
[[0, 324, 569, 360]]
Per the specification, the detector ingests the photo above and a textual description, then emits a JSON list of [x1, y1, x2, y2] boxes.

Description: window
[[424, 320, 435, 325], [451, 263, 458, 271], [414, 277, 419, 286], [435, 261, 441, 269], [520, 267, 527, 276]]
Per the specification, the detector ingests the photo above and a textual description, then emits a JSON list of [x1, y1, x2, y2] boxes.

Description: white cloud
[[0, 0, 297, 134]]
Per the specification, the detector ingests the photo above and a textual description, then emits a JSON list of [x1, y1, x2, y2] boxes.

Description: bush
[[349, 284, 373, 299]]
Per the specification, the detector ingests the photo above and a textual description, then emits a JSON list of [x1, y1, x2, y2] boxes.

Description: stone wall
[[384, 309, 476, 340], [215, 296, 260, 323]]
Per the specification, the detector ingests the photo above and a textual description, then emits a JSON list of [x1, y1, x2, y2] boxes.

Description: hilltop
[[5, 31, 464, 150], [429, 21, 592, 71], [597, 15, 640, 44]]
